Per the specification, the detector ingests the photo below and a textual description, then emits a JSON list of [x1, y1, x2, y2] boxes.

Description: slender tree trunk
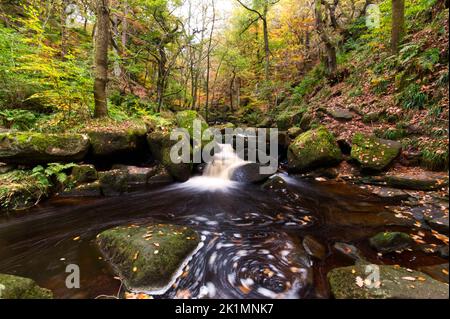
[[157, 47, 167, 113], [262, 12, 270, 81], [205, 0, 215, 122], [391, 0, 405, 54], [93, 0, 110, 118], [122, 0, 128, 48], [61, 0, 68, 60]]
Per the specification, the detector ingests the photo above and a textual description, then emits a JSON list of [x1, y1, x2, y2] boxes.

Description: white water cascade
[[177, 143, 247, 191]]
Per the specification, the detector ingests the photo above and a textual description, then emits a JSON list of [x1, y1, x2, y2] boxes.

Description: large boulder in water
[[287, 126, 342, 173], [350, 133, 401, 171], [0, 273, 53, 299], [230, 162, 273, 183], [147, 130, 192, 182], [96, 224, 200, 293], [328, 264, 449, 299], [0, 131, 89, 164]]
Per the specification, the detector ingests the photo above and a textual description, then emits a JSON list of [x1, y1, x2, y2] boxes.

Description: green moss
[[96, 224, 199, 292], [287, 126, 342, 172], [351, 133, 401, 171], [0, 273, 53, 299], [369, 232, 413, 253]]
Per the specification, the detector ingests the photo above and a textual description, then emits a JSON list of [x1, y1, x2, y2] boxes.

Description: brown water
[[0, 174, 445, 299]]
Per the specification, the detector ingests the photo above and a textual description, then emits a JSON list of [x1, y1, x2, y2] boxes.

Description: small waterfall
[[203, 144, 246, 180]]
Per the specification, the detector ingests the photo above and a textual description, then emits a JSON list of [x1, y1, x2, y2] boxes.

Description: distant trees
[[391, 0, 405, 54], [93, 0, 110, 118]]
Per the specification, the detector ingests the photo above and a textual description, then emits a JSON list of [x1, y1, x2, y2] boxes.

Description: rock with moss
[[351, 133, 401, 171], [96, 223, 200, 293], [275, 109, 305, 130], [287, 127, 302, 139], [287, 126, 342, 173], [369, 232, 414, 253], [70, 164, 97, 184], [61, 181, 102, 197], [0, 131, 89, 164], [98, 169, 128, 196], [0, 273, 53, 299], [147, 130, 192, 182], [86, 124, 147, 157], [328, 264, 449, 299]]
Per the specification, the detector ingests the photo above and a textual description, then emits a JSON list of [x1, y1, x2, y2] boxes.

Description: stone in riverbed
[[369, 186, 410, 201], [98, 169, 128, 196], [369, 232, 413, 253], [0, 131, 89, 164], [62, 181, 102, 197], [112, 164, 174, 186], [230, 162, 273, 183], [333, 242, 366, 263], [147, 130, 192, 182], [423, 209, 449, 234], [0, 273, 53, 299], [70, 164, 98, 184], [261, 175, 288, 191], [328, 264, 449, 299], [287, 126, 342, 173], [302, 235, 327, 260], [96, 224, 200, 293], [350, 133, 401, 171], [384, 172, 448, 191]]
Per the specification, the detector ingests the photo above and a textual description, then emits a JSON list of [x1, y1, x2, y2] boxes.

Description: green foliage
[[418, 48, 440, 72], [397, 83, 428, 109], [419, 139, 449, 171], [0, 109, 40, 130], [292, 65, 325, 102], [31, 163, 77, 188]]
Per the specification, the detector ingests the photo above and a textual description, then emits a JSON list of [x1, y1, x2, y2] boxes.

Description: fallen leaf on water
[[132, 267, 138, 272], [153, 243, 160, 247], [442, 269, 449, 275], [238, 285, 251, 294], [133, 252, 139, 260], [154, 250, 159, 255], [73, 236, 80, 241]]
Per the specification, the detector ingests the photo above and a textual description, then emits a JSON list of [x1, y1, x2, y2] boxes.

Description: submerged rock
[[86, 125, 147, 158], [147, 130, 192, 182], [0, 131, 89, 164], [333, 242, 366, 262], [369, 232, 413, 253], [350, 133, 401, 171], [302, 235, 327, 260], [96, 224, 200, 293], [0, 273, 53, 299], [287, 126, 342, 173], [230, 162, 273, 183], [328, 264, 449, 299], [261, 175, 288, 191]]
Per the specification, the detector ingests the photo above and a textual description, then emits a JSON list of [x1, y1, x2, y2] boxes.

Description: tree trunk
[[314, 0, 337, 76], [391, 0, 405, 54], [93, 0, 110, 118], [205, 0, 215, 122], [122, 0, 128, 48], [61, 0, 68, 60], [262, 12, 270, 81]]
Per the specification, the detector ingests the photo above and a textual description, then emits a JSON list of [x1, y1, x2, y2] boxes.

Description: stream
[[0, 145, 446, 299]]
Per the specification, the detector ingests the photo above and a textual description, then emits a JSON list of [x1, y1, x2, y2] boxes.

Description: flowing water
[[0, 145, 445, 299]]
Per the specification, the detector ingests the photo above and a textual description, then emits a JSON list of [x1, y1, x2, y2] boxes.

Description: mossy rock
[[70, 164, 97, 184], [275, 109, 305, 130], [147, 130, 192, 182], [287, 126, 342, 173], [328, 264, 449, 299], [0, 273, 53, 299], [61, 180, 102, 197], [0, 132, 89, 164], [96, 223, 200, 293], [350, 133, 401, 171], [86, 125, 147, 157], [98, 169, 128, 196], [369, 232, 414, 253], [287, 127, 303, 139]]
